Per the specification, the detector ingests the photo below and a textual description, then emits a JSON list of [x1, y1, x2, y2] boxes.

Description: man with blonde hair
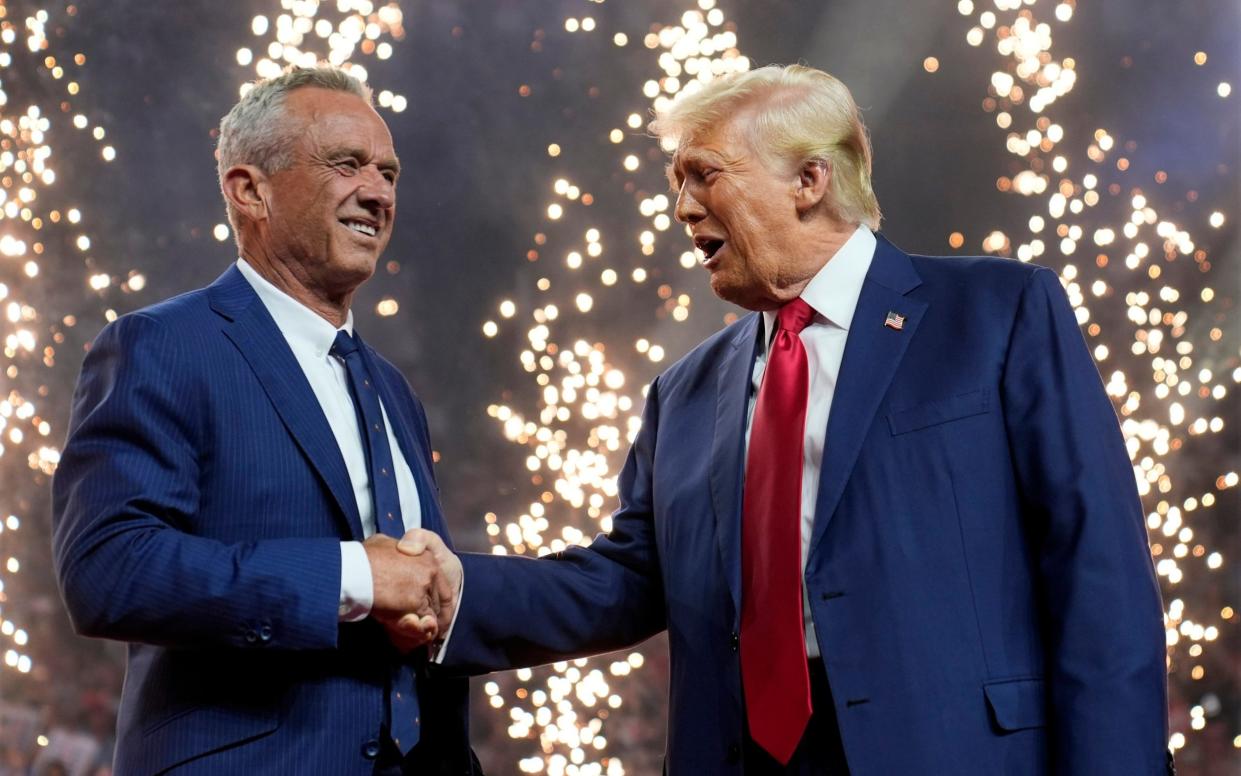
[[413, 64, 1170, 774]]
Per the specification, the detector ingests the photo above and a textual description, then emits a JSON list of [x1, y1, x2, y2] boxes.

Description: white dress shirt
[[745, 225, 876, 658], [237, 259, 422, 622]]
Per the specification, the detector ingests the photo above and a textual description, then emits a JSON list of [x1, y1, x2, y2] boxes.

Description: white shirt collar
[[235, 258, 354, 357], [761, 225, 876, 347]]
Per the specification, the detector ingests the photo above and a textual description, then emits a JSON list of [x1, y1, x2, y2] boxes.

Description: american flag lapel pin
[[884, 311, 906, 331]]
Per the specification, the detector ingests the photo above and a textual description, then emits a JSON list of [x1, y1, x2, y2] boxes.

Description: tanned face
[[669, 114, 812, 311], [253, 87, 400, 302]]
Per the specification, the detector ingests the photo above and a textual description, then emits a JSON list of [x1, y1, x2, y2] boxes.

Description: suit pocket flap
[[888, 390, 989, 435], [141, 704, 279, 772], [984, 677, 1047, 732]]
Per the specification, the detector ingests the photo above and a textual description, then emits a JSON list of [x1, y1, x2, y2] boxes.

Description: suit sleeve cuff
[[431, 568, 464, 663], [339, 541, 374, 622]]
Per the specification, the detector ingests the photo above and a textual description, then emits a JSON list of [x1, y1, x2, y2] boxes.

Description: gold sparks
[[964, 0, 1233, 754], [238, 2, 409, 112], [481, 3, 746, 771], [0, 1, 124, 679]]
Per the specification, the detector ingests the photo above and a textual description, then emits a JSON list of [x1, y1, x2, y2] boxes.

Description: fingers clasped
[[363, 529, 464, 653]]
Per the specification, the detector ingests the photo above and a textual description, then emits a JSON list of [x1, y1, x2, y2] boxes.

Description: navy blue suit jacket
[[53, 266, 476, 774], [444, 237, 1168, 774]]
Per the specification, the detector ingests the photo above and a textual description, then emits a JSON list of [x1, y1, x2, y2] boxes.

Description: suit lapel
[[354, 334, 451, 544], [208, 266, 366, 540], [710, 313, 762, 617], [807, 236, 927, 561]]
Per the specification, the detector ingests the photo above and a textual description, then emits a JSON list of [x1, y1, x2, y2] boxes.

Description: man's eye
[[335, 158, 360, 172]]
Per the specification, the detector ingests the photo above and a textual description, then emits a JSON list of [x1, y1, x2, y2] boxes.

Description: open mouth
[[341, 218, 379, 238], [693, 235, 726, 263]]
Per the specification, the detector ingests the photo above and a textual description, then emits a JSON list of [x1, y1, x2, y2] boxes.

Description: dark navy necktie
[[331, 329, 421, 755]]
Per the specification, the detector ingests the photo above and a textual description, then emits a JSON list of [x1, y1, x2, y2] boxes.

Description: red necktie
[[740, 297, 815, 765]]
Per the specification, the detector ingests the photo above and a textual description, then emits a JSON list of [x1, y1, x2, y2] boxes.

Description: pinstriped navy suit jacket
[[52, 265, 476, 774]]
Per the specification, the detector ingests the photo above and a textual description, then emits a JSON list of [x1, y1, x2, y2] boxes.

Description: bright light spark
[[965, 1, 1233, 752], [478, 4, 749, 770]]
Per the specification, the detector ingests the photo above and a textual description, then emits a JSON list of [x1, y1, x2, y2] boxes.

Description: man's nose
[[357, 167, 395, 210], [674, 185, 705, 224]]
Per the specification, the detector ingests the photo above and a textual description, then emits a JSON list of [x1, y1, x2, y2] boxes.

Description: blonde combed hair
[[649, 64, 881, 229]]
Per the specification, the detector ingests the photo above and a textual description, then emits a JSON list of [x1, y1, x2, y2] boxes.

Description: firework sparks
[[236, 0, 407, 106], [954, 0, 1236, 753], [479, 2, 747, 773], [0, 1, 124, 680]]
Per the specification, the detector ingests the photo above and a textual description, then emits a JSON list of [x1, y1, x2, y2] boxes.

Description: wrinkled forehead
[[666, 115, 763, 179], [304, 110, 395, 151], [288, 87, 395, 149], [669, 118, 730, 161], [669, 138, 716, 169]]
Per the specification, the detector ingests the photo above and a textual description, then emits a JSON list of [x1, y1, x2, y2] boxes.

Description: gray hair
[[650, 64, 881, 230], [217, 65, 372, 227]]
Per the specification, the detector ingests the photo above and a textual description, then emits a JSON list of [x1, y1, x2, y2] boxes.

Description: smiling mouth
[[693, 235, 726, 263], [341, 218, 378, 238]]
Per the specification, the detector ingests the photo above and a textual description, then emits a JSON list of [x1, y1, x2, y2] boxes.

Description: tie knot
[[776, 298, 815, 334], [330, 330, 359, 359]]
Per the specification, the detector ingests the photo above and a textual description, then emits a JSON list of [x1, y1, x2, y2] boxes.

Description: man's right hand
[[362, 534, 451, 652], [395, 529, 463, 636]]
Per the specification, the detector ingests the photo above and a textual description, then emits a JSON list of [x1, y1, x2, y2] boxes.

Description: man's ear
[[793, 158, 831, 215], [221, 164, 269, 224]]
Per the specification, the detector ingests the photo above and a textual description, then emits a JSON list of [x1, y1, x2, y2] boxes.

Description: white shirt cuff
[[338, 541, 374, 622], [431, 569, 463, 663]]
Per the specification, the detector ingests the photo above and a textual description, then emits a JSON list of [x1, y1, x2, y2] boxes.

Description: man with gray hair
[[410, 64, 1170, 774], [53, 65, 479, 773]]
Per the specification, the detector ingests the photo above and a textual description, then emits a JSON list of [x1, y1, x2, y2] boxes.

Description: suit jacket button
[[362, 739, 382, 760], [244, 629, 258, 644], [729, 632, 739, 652], [259, 625, 273, 642], [726, 743, 741, 763]]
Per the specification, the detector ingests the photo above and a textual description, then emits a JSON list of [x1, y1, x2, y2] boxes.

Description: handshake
[[362, 529, 463, 653]]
